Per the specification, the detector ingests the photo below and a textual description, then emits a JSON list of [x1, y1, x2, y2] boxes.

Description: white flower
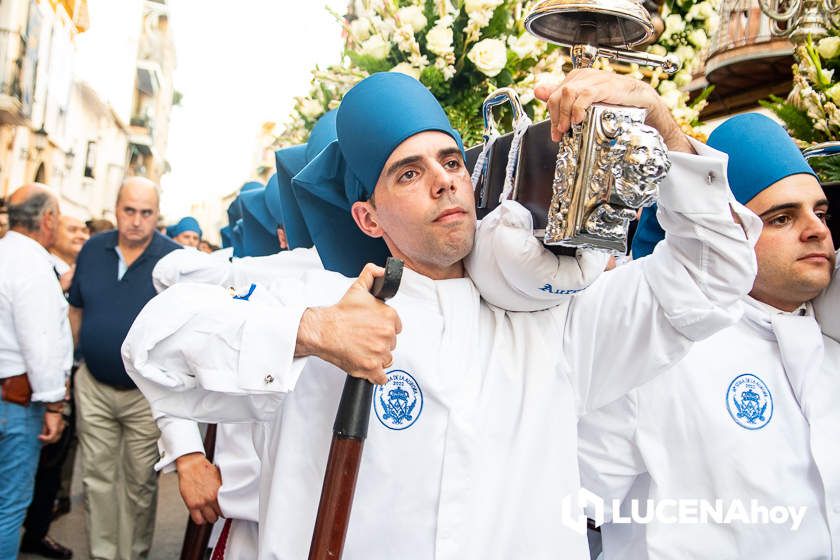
[[464, 0, 504, 13], [658, 79, 678, 94], [660, 88, 683, 110], [391, 62, 422, 80], [359, 34, 391, 60], [467, 38, 508, 77], [299, 98, 323, 119], [349, 17, 372, 42], [467, 8, 494, 30], [697, 1, 718, 19], [827, 83, 840, 105], [818, 37, 840, 60], [508, 33, 542, 59], [704, 13, 720, 35], [426, 22, 454, 56], [370, 15, 396, 39], [397, 5, 427, 33], [688, 28, 708, 49], [394, 24, 419, 54], [673, 70, 692, 88], [664, 14, 686, 34], [674, 45, 696, 64], [647, 44, 668, 57], [535, 70, 566, 87]]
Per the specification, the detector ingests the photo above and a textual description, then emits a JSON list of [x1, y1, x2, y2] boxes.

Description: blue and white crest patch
[[373, 369, 423, 431], [726, 373, 773, 430]]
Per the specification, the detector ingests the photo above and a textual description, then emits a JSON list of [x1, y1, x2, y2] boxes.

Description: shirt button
[[706, 172, 716, 185], [264, 374, 274, 384]]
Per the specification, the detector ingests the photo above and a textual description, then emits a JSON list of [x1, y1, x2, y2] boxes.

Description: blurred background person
[[165, 216, 202, 248], [85, 218, 115, 236], [0, 184, 71, 558], [68, 177, 180, 560], [0, 203, 8, 238]]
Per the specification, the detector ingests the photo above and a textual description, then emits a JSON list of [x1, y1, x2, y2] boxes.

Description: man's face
[[55, 215, 90, 259], [116, 184, 159, 245], [748, 174, 835, 310], [0, 212, 8, 237], [173, 230, 200, 248], [352, 131, 476, 278]]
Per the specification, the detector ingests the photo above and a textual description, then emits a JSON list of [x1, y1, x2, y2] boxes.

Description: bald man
[[68, 177, 180, 560], [0, 184, 71, 557]]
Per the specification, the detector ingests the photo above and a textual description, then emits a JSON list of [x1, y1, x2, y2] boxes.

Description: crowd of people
[[1, 66, 839, 560]]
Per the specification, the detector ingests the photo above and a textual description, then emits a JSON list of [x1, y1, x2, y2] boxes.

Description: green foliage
[[759, 96, 822, 144]]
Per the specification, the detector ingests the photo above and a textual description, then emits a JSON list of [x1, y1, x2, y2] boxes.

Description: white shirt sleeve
[[153, 248, 231, 293], [121, 282, 308, 423], [559, 139, 760, 414], [577, 392, 646, 521], [154, 416, 206, 472], [11, 262, 70, 402]]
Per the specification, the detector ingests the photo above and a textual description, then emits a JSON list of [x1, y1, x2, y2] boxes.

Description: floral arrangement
[[275, 0, 719, 148], [641, 0, 720, 138], [760, 35, 840, 181]]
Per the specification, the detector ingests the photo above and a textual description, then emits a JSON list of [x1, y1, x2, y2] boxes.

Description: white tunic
[[151, 247, 323, 558], [578, 297, 840, 560], [122, 148, 758, 559]]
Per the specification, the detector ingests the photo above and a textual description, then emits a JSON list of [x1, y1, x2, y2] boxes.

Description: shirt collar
[[4, 230, 52, 260], [745, 295, 811, 318]]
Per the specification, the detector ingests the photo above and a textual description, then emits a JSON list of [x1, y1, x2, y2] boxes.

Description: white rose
[[818, 36, 840, 60], [508, 33, 542, 59], [465, 0, 504, 13], [467, 38, 508, 77], [397, 6, 427, 33], [359, 34, 391, 60], [391, 62, 422, 80], [688, 28, 708, 49], [349, 17, 371, 42], [426, 23, 454, 56], [299, 98, 323, 119]]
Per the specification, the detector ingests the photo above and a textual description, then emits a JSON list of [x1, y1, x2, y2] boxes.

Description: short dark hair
[[8, 192, 55, 231]]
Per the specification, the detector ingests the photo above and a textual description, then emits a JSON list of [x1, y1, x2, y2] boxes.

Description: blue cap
[[631, 113, 818, 258], [275, 145, 313, 250], [273, 111, 339, 250], [264, 173, 284, 229], [306, 109, 338, 162], [167, 216, 202, 239], [227, 181, 263, 226], [240, 187, 280, 257], [220, 225, 232, 249], [293, 73, 464, 276]]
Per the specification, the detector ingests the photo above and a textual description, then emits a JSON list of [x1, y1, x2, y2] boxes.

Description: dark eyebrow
[[384, 155, 422, 178], [438, 147, 463, 161], [758, 198, 830, 218]]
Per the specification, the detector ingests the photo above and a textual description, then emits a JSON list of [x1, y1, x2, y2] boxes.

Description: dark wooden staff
[[179, 423, 218, 560], [309, 257, 404, 560]]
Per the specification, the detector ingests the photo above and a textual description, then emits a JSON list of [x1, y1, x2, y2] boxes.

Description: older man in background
[[0, 184, 71, 558], [68, 177, 179, 560]]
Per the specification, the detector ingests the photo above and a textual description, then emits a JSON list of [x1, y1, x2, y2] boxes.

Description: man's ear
[[351, 200, 384, 239]]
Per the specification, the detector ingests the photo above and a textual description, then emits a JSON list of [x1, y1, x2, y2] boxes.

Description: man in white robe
[[574, 113, 840, 559], [121, 70, 757, 559]]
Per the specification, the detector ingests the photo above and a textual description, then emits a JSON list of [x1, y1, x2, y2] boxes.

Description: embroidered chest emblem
[[373, 369, 423, 431], [726, 374, 774, 430]]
